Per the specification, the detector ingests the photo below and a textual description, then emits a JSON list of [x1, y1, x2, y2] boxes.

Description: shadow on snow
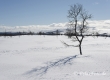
[[24, 55, 89, 76]]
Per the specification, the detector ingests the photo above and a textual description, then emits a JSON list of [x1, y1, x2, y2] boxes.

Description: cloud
[[88, 20, 110, 33], [0, 20, 110, 34], [0, 22, 68, 33]]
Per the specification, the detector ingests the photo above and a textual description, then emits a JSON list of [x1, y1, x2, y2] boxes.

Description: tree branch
[[61, 41, 79, 47]]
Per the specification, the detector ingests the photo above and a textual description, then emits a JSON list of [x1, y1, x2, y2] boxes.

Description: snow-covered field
[[0, 35, 110, 80]]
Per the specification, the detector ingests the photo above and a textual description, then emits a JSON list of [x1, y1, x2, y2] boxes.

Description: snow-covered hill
[[0, 35, 110, 80]]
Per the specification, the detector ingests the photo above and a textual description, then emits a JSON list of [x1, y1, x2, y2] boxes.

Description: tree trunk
[[79, 44, 82, 55]]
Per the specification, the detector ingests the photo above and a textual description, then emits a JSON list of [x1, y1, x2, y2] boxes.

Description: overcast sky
[[0, 0, 110, 26]]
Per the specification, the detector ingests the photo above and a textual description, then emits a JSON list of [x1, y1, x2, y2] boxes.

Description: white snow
[[0, 35, 110, 80]]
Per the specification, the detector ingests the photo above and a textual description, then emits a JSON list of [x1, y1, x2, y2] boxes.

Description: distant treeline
[[0, 30, 109, 37], [0, 31, 35, 36], [0, 30, 61, 36]]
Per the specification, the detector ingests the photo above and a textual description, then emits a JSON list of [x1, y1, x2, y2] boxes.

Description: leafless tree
[[63, 4, 92, 55], [56, 29, 60, 35]]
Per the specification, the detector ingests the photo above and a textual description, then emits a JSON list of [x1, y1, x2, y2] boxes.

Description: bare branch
[[61, 41, 70, 47], [61, 41, 79, 47]]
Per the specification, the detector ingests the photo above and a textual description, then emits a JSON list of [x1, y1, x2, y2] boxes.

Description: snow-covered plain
[[0, 35, 110, 80]]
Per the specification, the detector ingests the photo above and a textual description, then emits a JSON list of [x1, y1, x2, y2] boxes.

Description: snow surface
[[0, 35, 110, 80]]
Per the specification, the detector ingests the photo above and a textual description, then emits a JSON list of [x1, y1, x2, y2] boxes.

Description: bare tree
[[56, 29, 60, 35], [63, 4, 92, 55]]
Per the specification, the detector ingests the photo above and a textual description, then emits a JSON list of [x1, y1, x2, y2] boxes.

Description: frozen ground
[[0, 35, 110, 80]]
